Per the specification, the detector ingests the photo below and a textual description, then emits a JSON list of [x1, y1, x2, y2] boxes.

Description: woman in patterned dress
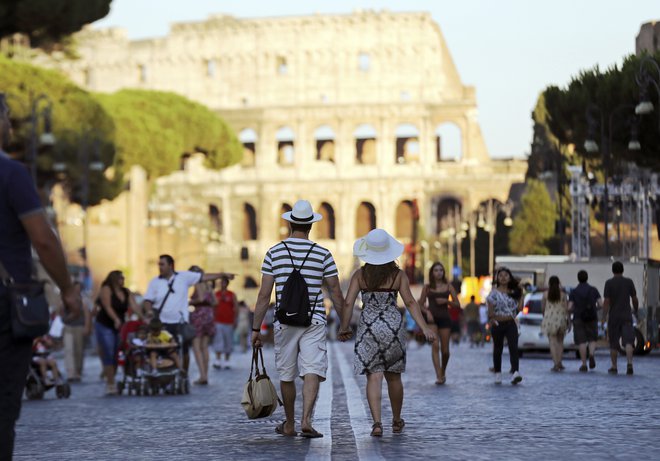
[[188, 266, 217, 385], [541, 276, 570, 372], [342, 229, 435, 437]]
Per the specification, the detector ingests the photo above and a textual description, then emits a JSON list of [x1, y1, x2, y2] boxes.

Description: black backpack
[[276, 242, 318, 327]]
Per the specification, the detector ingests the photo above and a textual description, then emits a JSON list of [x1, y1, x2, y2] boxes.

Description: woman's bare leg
[[384, 372, 403, 422]]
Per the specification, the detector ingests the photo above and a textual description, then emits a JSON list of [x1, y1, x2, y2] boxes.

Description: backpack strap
[[282, 241, 317, 270]]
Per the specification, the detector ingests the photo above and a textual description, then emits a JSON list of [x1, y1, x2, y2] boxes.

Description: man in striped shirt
[[252, 200, 348, 438]]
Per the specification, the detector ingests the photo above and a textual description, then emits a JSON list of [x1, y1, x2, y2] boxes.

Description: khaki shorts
[[274, 322, 327, 382]]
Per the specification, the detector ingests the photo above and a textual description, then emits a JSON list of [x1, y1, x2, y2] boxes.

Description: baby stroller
[[25, 351, 71, 400], [144, 321, 189, 396], [117, 320, 149, 396]]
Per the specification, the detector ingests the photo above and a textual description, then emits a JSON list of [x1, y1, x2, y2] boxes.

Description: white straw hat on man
[[281, 200, 323, 224], [353, 228, 404, 265]]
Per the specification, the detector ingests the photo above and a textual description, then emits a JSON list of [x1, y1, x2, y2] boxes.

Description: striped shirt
[[261, 238, 338, 325]]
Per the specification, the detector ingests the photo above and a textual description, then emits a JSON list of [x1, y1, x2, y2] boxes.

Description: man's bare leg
[[301, 374, 320, 434], [279, 380, 296, 434]]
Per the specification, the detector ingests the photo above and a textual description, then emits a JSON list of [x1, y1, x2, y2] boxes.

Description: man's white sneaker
[[511, 371, 523, 385], [494, 372, 502, 384]]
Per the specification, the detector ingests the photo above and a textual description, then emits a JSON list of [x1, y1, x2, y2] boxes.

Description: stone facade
[[52, 10, 526, 291], [637, 21, 660, 55]]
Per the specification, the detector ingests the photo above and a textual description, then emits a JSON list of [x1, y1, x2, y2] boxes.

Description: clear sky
[[94, 0, 659, 159]]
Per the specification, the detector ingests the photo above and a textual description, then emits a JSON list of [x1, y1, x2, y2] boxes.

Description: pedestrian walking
[[251, 199, 348, 438], [342, 228, 435, 436], [61, 282, 92, 382], [464, 295, 481, 347], [603, 261, 639, 375], [568, 270, 601, 372], [95, 270, 140, 394], [188, 266, 216, 385], [487, 267, 523, 385], [479, 302, 488, 346], [541, 276, 570, 372], [213, 276, 237, 369], [234, 301, 252, 353], [418, 262, 459, 385], [143, 255, 233, 377], [0, 93, 82, 460]]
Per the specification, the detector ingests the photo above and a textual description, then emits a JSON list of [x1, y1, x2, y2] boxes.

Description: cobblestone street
[[14, 340, 659, 460]]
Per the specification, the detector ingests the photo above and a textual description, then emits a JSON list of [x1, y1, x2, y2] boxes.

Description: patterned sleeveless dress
[[541, 295, 569, 336], [353, 288, 407, 375]]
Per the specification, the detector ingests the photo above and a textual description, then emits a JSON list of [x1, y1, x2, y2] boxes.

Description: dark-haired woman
[[487, 267, 523, 385], [418, 262, 460, 385], [342, 229, 435, 437], [95, 270, 140, 395], [541, 276, 570, 372]]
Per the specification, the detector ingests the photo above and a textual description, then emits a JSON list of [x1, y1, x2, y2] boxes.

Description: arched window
[[239, 128, 258, 167], [356, 202, 376, 237], [279, 203, 292, 240], [243, 203, 257, 241], [435, 123, 462, 161], [395, 123, 420, 164], [395, 200, 415, 239], [317, 202, 336, 239], [208, 204, 222, 234], [314, 125, 336, 162], [276, 126, 295, 166], [354, 124, 378, 164]]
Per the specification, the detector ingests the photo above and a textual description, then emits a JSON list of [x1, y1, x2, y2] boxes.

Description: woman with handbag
[[188, 266, 216, 385], [95, 270, 140, 395], [541, 276, 570, 372]]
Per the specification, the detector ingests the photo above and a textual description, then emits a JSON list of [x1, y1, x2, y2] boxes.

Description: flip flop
[[300, 428, 323, 438], [275, 422, 297, 437]]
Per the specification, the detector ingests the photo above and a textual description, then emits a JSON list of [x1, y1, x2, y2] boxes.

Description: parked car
[[517, 292, 576, 356]]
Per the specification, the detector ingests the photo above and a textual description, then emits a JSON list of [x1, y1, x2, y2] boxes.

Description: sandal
[[392, 419, 405, 434], [275, 422, 298, 437], [370, 422, 383, 437]]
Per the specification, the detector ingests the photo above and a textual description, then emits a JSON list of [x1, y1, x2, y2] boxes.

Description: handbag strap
[[249, 347, 259, 380]]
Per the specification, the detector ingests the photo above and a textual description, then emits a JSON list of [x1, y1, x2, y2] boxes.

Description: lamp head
[[635, 100, 654, 115]]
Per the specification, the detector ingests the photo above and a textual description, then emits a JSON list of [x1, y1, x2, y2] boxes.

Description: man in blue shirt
[[0, 93, 81, 459]]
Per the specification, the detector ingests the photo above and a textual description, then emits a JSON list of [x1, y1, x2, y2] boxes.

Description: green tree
[[95, 89, 242, 178], [0, 0, 112, 50], [509, 179, 557, 255], [0, 54, 119, 205], [540, 52, 660, 174]]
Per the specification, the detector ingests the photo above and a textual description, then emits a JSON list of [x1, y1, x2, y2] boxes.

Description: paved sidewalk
[[14, 341, 659, 460]]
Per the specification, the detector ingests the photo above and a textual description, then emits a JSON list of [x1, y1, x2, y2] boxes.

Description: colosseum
[[54, 10, 526, 292]]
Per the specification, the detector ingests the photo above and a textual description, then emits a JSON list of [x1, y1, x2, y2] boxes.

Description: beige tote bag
[[241, 347, 282, 419]]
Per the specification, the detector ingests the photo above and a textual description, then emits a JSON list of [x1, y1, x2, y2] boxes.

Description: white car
[[517, 292, 575, 356]]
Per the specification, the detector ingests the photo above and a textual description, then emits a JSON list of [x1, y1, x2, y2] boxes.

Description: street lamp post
[[478, 200, 513, 276], [28, 94, 56, 185], [585, 104, 641, 257], [636, 55, 660, 129], [55, 130, 105, 266]]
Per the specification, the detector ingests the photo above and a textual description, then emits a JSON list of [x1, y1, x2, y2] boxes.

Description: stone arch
[[395, 123, 420, 164], [278, 203, 292, 240], [354, 124, 378, 165], [314, 125, 336, 162], [356, 201, 376, 237], [239, 128, 258, 167], [395, 200, 415, 240], [276, 126, 295, 166], [435, 123, 462, 161], [317, 202, 336, 239], [243, 203, 258, 241], [436, 197, 462, 235]]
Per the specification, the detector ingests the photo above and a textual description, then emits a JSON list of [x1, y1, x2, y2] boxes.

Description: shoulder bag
[[0, 261, 50, 340], [241, 347, 282, 419]]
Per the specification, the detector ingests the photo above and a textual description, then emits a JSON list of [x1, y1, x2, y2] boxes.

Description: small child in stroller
[[146, 319, 182, 373], [32, 335, 62, 385]]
